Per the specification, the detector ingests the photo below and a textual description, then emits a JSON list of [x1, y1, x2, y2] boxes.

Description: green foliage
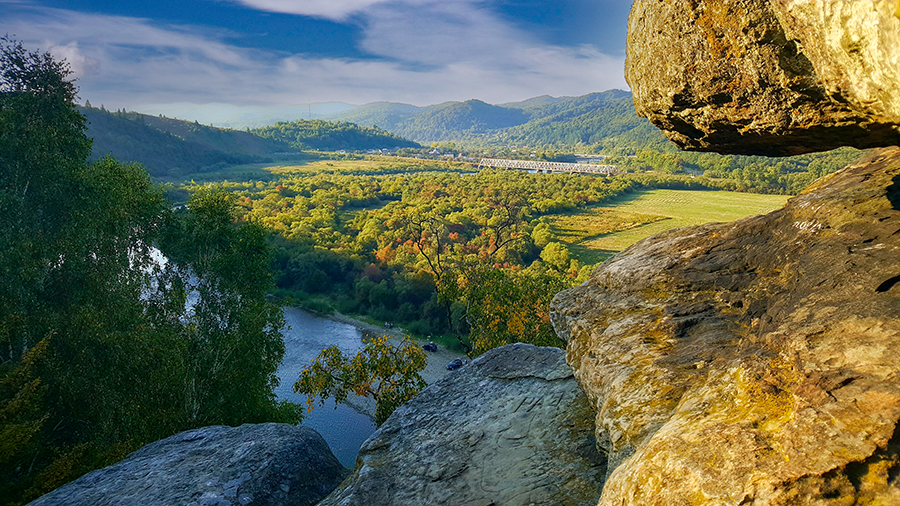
[[80, 105, 287, 178], [0, 40, 296, 505], [463, 268, 568, 356], [204, 163, 640, 348], [540, 242, 571, 271], [156, 188, 290, 426], [531, 221, 554, 248], [294, 335, 427, 425], [253, 119, 420, 151]]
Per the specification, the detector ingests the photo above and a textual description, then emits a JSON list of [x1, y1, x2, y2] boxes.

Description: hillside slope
[[81, 106, 289, 177], [325, 90, 668, 152], [252, 119, 420, 151], [81, 107, 421, 178]]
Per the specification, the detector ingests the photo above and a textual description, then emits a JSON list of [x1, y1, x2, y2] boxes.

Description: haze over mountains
[[87, 90, 670, 178], [320, 90, 665, 150], [147, 89, 668, 151]]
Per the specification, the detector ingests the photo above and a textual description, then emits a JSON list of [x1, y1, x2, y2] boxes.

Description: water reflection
[[274, 307, 377, 468]]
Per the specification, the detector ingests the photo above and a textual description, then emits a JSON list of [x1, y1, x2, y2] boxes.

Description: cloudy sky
[[2, 0, 632, 113]]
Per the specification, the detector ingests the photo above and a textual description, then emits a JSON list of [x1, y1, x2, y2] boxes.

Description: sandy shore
[[320, 311, 469, 417]]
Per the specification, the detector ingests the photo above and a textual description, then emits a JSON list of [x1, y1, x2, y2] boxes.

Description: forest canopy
[[0, 38, 298, 506]]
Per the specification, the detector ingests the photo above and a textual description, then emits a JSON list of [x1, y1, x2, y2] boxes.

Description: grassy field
[[163, 154, 470, 183], [555, 189, 791, 264], [266, 157, 470, 175]]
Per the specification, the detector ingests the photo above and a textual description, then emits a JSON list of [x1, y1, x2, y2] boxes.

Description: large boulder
[[550, 148, 900, 505], [626, 0, 900, 156], [319, 343, 606, 506], [27, 424, 348, 506]]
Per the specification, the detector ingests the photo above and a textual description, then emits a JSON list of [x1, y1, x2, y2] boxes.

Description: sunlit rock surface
[[319, 343, 606, 506], [26, 424, 347, 506], [551, 148, 900, 505], [626, 0, 900, 156]]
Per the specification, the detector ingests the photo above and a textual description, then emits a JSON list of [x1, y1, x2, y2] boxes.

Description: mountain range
[[320, 90, 671, 153], [83, 90, 679, 179]]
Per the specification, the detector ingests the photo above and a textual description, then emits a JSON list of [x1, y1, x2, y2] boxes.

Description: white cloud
[[1, 2, 627, 111], [46, 42, 101, 77], [225, 0, 398, 21]]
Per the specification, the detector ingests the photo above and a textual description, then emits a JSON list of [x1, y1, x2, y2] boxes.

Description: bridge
[[477, 158, 617, 175]]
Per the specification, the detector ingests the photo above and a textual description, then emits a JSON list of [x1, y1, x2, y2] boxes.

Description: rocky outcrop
[[551, 148, 900, 505], [27, 424, 347, 506], [625, 1, 900, 156], [319, 343, 606, 506]]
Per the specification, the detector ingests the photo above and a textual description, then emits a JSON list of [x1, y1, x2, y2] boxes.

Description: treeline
[[253, 119, 420, 151], [610, 147, 861, 194], [80, 105, 289, 178], [327, 91, 859, 191], [0, 40, 297, 505], [200, 166, 643, 349], [196, 142, 860, 353]]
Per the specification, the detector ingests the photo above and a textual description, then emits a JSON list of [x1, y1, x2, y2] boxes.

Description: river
[[274, 307, 378, 468]]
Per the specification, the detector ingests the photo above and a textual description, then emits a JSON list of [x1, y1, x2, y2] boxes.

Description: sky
[[2, 0, 633, 115]]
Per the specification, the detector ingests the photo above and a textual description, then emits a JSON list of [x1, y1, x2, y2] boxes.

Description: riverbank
[[303, 309, 469, 417]]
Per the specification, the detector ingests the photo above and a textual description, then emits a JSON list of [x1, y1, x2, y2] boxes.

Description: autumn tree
[[463, 267, 567, 355], [396, 209, 470, 350], [294, 334, 427, 425]]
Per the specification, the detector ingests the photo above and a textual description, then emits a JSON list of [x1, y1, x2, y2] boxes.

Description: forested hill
[[81, 107, 421, 178], [499, 90, 671, 154], [251, 119, 420, 151], [81, 106, 291, 178], [324, 90, 671, 152]]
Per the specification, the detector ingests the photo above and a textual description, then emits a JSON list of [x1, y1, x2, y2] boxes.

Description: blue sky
[[3, 0, 632, 113]]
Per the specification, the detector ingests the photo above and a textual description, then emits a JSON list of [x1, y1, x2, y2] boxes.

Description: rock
[[27, 424, 348, 506], [625, 1, 900, 156], [319, 343, 606, 506], [550, 148, 900, 505]]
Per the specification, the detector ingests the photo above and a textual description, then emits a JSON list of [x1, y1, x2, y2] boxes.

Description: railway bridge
[[477, 158, 617, 175]]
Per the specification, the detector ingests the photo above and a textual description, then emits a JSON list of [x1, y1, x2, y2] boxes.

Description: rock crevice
[[551, 149, 900, 505], [319, 343, 606, 506], [626, 0, 900, 155]]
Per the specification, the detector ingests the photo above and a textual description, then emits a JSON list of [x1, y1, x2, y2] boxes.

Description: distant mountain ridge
[[323, 90, 670, 153], [134, 102, 358, 129], [85, 90, 674, 180]]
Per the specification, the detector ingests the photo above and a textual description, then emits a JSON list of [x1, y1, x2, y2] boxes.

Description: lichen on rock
[[319, 343, 607, 506], [551, 148, 900, 505], [626, 0, 900, 156], [26, 424, 348, 506]]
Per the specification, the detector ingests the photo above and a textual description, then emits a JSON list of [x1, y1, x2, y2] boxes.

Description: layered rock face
[[27, 424, 347, 506], [319, 343, 606, 506], [626, 0, 900, 156], [551, 148, 900, 505]]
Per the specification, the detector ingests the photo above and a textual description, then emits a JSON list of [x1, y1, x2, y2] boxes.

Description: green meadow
[[552, 189, 791, 264]]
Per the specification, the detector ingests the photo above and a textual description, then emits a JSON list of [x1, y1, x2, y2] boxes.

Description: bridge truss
[[477, 158, 617, 175]]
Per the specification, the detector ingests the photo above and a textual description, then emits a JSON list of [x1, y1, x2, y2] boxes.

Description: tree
[[0, 38, 178, 501], [531, 221, 553, 248], [155, 187, 295, 426], [540, 242, 571, 271], [0, 36, 92, 364], [0, 40, 297, 505], [397, 209, 471, 351], [294, 334, 427, 425], [463, 267, 567, 356]]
